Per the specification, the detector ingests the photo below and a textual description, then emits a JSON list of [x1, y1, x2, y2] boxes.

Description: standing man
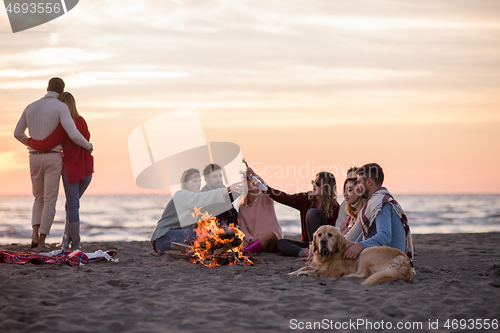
[[14, 77, 93, 249], [201, 164, 240, 227], [343, 163, 415, 272]]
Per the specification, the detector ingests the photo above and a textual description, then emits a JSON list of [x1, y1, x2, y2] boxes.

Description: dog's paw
[[296, 271, 311, 277]]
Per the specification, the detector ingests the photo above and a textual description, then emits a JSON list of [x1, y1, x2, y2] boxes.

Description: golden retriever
[[289, 225, 413, 285]]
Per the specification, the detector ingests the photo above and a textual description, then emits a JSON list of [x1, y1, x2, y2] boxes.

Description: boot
[[57, 220, 71, 250], [68, 222, 81, 250], [242, 239, 264, 255]]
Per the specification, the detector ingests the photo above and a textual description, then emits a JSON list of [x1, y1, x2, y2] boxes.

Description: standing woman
[[27, 92, 94, 250], [250, 169, 339, 257]]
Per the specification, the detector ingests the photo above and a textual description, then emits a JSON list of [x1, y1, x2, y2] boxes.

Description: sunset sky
[[1, 0, 499, 195]]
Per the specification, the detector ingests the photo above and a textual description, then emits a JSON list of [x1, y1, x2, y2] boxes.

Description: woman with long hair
[[340, 177, 367, 241], [250, 169, 340, 257], [27, 92, 94, 250], [335, 166, 358, 228]]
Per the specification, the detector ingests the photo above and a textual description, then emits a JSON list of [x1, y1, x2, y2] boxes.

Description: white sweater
[[14, 91, 91, 151], [150, 188, 226, 242]]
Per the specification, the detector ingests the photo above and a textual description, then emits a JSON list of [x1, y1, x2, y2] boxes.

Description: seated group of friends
[[150, 162, 414, 268]]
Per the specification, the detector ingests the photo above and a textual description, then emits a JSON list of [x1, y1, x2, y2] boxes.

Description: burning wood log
[[218, 229, 235, 240], [187, 237, 242, 258], [199, 256, 230, 266], [187, 209, 254, 267], [170, 242, 193, 251], [171, 230, 236, 250], [195, 229, 236, 249], [211, 238, 242, 255]]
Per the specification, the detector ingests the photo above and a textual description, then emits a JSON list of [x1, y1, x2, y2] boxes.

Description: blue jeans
[[154, 228, 198, 254], [62, 167, 92, 223]]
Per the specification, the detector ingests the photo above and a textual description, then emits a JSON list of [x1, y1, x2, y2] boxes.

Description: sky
[[1, 0, 499, 195]]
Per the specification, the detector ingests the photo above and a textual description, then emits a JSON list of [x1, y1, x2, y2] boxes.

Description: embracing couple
[[14, 77, 94, 250]]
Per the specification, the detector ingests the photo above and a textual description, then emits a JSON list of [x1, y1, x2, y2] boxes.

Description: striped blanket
[[0, 249, 117, 267]]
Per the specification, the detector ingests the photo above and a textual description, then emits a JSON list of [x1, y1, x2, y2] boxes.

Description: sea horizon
[[1, 193, 500, 245]]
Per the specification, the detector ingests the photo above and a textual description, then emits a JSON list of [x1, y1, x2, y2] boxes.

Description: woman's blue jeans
[[154, 228, 198, 254], [62, 167, 92, 223]]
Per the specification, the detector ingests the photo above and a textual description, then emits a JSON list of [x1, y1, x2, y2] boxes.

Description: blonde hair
[[310, 171, 338, 219], [58, 92, 79, 119], [343, 178, 367, 219], [180, 168, 200, 190]]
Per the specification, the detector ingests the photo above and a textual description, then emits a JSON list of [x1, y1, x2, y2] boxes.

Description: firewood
[[196, 229, 236, 249], [183, 226, 253, 266], [211, 257, 230, 266], [170, 242, 193, 251], [206, 238, 242, 256], [218, 229, 235, 240]]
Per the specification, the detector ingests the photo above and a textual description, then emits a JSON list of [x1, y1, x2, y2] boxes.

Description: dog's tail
[[361, 255, 413, 286]]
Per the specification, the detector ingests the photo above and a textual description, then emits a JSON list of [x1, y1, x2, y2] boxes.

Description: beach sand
[[1, 233, 499, 333]]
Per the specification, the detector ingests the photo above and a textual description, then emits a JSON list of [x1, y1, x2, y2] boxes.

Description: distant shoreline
[[1, 194, 500, 245]]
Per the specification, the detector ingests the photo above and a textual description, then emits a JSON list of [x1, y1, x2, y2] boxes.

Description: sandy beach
[[1, 232, 499, 333]]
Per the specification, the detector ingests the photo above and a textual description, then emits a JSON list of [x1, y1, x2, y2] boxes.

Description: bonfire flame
[[188, 207, 253, 267]]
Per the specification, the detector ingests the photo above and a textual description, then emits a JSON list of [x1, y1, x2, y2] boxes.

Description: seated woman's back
[[239, 192, 283, 247]]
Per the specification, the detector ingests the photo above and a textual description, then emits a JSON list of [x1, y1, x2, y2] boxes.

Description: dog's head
[[311, 225, 344, 257]]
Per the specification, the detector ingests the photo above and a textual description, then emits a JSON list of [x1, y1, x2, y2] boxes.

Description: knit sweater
[[238, 192, 283, 247], [14, 91, 91, 151], [150, 188, 226, 242]]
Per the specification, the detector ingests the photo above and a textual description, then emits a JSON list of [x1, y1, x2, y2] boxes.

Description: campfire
[[174, 207, 253, 267]]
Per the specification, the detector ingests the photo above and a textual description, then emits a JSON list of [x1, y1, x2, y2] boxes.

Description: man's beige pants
[[29, 153, 62, 235]]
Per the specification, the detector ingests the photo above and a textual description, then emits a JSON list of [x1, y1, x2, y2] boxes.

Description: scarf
[[360, 187, 415, 273]]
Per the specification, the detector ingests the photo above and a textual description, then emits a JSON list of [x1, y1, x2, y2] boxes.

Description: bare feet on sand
[[31, 225, 39, 248], [33, 233, 50, 250], [33, 244, 51, 251]]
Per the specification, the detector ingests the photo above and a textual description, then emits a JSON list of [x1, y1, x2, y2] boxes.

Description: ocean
[[1, 194, 499, 245]]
